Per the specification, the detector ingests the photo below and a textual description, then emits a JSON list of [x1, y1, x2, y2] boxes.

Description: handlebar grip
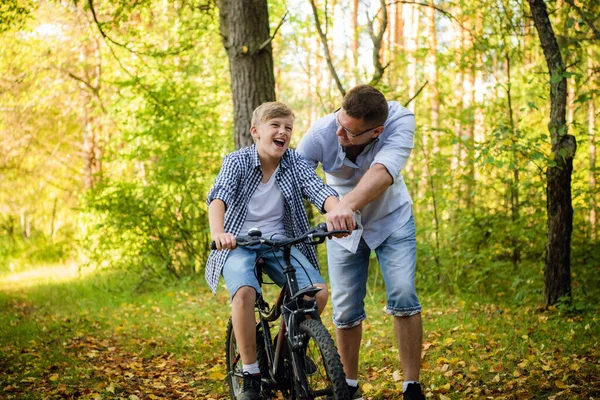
[[210, 241, 217, 250]]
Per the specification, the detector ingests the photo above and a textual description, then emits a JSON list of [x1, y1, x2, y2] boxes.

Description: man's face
[[335, 108, 383, 147]]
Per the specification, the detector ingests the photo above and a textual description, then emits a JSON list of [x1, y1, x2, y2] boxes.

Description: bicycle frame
[[256, 244, 322, 397], [219, 223, 350, 399]]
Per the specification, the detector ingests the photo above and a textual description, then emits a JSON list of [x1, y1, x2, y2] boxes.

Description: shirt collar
[[250, 144, 261, 169], [250, 144, 290, 171]]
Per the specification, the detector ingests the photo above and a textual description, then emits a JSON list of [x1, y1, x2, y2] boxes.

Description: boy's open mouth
[[273, 138, 286, 147]]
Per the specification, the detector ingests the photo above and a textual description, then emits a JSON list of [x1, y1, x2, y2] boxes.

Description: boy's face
[[251, 115, 294, 161]]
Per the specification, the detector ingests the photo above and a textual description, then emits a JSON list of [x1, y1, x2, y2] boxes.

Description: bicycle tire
[[298, 319, 350, 399], [225, 318, 270, 399]]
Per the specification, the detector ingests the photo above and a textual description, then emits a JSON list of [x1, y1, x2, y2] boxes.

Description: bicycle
[[212, 223, 350, 400]]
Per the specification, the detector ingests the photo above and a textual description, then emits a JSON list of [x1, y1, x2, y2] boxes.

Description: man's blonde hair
[[251, 101, 295, 127]]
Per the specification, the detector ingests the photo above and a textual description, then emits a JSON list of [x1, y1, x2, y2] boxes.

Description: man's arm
[[326, 163, 393, 231], [327, 104, 415, 231]]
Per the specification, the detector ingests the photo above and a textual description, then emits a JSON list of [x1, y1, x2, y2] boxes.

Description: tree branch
[[404, 80, 428, 107], [308, 0, 346, 97], [87, 0, 193, 57], [563, 0, 600, 41], [367, 0, 389, 85], [387, 0, 472, 37], [255, 11, 288, 54]]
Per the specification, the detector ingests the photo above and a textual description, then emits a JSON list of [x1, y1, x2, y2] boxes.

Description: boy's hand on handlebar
[[212, 232, 237, 250], [326, 206, 355, 238]]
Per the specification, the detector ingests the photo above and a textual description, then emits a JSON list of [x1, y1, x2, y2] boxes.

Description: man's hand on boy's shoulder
[[212, 232, 237, 250]]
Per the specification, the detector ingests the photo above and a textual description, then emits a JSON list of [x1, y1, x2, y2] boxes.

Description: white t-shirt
[[239, 167, 286, 238]]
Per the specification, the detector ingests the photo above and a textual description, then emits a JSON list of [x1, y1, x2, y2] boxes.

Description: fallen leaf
[[569, 363, 580, 371], [208, 371, 226, 380], [437, 383, 451, 393]]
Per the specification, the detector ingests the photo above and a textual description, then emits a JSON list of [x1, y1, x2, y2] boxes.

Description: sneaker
[[236, 372, 261, 400], [304, 355, 317, 375], [326, 383, 362, 400], [348, 384, 363, 400], [403, 382, 425, 400]]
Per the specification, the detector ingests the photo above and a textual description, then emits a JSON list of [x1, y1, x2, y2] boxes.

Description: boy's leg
[[375, 215, 423, 387], [327, 238, 371, 380], [222, 247, 262, 365], [262, 246, 328, 313], [231, 286, 258, 364]]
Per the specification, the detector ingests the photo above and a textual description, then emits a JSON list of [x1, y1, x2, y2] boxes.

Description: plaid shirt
[[205, 145, 338, 294]]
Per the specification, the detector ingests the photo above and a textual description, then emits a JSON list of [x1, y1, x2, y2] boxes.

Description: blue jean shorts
[[221, 244, 325, 300], [327, 215, 421, 329]]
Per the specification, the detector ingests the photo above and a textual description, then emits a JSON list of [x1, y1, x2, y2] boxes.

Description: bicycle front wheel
[[298, 319, 349, 399], [225, 318, 270, 399]]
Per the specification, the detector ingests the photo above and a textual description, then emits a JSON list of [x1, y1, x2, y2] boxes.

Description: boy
[[206, 102, 340, 400]]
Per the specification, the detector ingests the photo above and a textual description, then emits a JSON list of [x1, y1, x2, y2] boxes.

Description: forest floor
[[0, 263, 599, 400]]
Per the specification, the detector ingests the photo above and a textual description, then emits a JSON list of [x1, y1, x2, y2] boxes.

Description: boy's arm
[[209, 199, 236, 250], [323, 196, 339, 213], [207, 153, 241, 250]]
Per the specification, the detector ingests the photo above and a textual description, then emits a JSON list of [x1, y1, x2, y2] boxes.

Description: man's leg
[[327, 238, 371, 380], [375, 215, 424, 397], [394, 313, 422, 381], [336, 323, 362, 379]]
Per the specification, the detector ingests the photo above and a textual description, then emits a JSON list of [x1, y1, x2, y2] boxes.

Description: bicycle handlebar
[[210, 223, 350, 251]]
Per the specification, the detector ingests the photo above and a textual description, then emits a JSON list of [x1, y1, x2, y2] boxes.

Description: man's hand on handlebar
[[212, 232, 237, 250], [325, 205, 355, 238]]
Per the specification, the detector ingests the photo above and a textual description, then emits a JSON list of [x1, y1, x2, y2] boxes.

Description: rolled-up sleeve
[[294, 153, 338, 214], [206, 154, 239, 209], [296, 129, 321, 169], [371, 111, 415, 182]]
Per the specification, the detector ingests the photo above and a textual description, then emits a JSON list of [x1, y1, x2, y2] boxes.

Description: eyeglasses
[[334, 110, 380, 138]]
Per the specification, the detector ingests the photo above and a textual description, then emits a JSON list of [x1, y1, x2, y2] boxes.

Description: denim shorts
[[221, 244, 325, 300], [327, 215, 421, 329]]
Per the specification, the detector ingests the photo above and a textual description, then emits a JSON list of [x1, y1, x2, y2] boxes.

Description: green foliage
[[81, 177, 210, 279], [0, 0, 35, 33], [0, 232, 74, 273], [77, 0, 231, 278]]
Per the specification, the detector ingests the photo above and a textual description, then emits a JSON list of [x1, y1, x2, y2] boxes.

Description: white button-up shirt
[[297, 101, 415, 249]]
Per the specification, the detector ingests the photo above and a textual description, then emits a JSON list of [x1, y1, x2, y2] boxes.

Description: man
[[297, 85, 425, 400]]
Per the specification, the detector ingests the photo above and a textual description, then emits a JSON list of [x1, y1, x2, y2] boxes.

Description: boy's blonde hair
[[251, 101, 295, 127]]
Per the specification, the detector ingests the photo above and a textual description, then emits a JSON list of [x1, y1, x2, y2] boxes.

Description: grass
[[0, 261, 599, 399]]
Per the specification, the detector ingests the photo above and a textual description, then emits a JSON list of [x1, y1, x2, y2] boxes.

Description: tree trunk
[[528, 0, 577, 306], [219, 0, 276, 150], [462, 31, 475, 209], [351, 0, 359, 79], [588, 48, 597, 241], [451, 27, 464, 211], [506, 51, 521, 270]]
